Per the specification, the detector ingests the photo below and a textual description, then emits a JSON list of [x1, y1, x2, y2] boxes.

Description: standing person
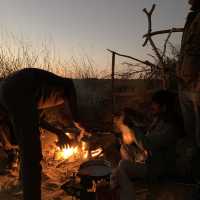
[[177, 0, 200, 146], [176, 0, 200, 178], [0, 67, 82, 200]]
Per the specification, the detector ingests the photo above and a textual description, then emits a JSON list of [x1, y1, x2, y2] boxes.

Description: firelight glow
[[55, 142, 103, 161], [62, 145, 78, 159]]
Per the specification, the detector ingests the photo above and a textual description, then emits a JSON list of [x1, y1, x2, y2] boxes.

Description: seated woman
[[111, 90, 182, 200]]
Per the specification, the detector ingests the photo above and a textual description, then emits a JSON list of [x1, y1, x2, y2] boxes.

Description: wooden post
[[111, 52, 115, 127]]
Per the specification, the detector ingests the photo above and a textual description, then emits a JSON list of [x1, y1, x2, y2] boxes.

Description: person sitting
[[111, 90, 182, 200]]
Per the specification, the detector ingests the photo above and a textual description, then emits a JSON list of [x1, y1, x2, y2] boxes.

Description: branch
[[116, 69, 151, 77], [143, 28, 183, 38], [142, 4, 156, 46], [162, 29, 173, 58], [39, 119, 64, 136], [107, 49, 159, 69], [122, 62, 146, 68], [142, 4, 163, 65]]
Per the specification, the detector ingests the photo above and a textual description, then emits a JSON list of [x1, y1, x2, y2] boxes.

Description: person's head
[[151, 90, 175, 116], [114, 108, 146, 132], [188, 0, 200, 11]]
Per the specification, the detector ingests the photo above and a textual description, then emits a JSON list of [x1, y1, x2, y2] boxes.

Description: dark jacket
[[178, 11, 200, 86], [142, 117, 180, 178]]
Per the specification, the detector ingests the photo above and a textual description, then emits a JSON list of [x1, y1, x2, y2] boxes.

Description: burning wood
[[54, 136, 103, 161], [90, 148, 103, 158], [55, 145, 78, 160]]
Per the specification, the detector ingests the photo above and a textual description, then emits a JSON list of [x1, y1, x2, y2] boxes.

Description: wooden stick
[[142, 4, 169, 88], [111, 51, 115, 127], [143, 28, 183, 38], [40, 119, 65, 136], [107, 49, 158, 69], [142, 4, 156, 47], [162, 29, 173, 58], [142, 4, 163, 64]]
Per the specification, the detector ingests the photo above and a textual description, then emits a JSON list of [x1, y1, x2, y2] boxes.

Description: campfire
[[55, 143, 103, 161], [54, 133, 103, 162], [56, 145, 79, 160], [39, 129, 106, 195], [0, 129, 115, 200]]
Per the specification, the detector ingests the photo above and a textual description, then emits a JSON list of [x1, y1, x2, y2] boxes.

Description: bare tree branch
[[106, 4, 182, 87], [142, 4, 155, 46], [117, 69, 151, 76], [142, 4, 164, 66], [162, 29, 173, 58], [107, 49, 159, 69], [143, 28, 183, 38]]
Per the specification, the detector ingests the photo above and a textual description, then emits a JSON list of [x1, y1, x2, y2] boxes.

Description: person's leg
[[192, 79, 200, 148], [11, 107, 42, 200], [179, 89, 196, 139], [111, 160, 147, 200], [20, 135, 42, 200], [193, 98, 200, 147], [178, 84, 200, 179]]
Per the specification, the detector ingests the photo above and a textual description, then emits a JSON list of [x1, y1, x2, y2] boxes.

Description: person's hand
[[74, 121, 88, 141], [113, 115, 124, 132], [56, 134, 71, 148], [121, 128, 137, 145], [120, 144, 130, 160], [4, 143, 18, 151]]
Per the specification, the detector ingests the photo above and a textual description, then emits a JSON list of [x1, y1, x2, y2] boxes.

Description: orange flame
[[55, 140, 103, 160], [55, 145, 78, 160]]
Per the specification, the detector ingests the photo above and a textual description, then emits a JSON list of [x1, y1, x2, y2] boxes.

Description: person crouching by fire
[[111, 90, 182, 200], [0, 67, 83, 200]]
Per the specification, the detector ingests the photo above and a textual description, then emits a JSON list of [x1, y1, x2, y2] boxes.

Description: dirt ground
[[0, 156, 80, 200], [0, 132, 82, 200], [0, 131, 119, 200], [0, 173, 73, 200], [0, 132, 199, 200]]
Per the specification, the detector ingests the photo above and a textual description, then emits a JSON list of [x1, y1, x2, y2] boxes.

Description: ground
[[0, 132, 82, 200], [0, 131, 199, 200], [0, 172, 73, 200], [0, 131, 118, 200]]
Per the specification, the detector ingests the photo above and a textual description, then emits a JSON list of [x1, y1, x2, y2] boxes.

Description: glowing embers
[[56, 145, 78, 160], [91, 148, 103, 158], [54, 139, 103, 161]]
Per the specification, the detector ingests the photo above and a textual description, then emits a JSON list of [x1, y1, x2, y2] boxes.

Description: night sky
[[0, 0, 190, 69]]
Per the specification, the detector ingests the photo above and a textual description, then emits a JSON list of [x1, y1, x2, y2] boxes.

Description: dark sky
[[0, 0, 189, 69]]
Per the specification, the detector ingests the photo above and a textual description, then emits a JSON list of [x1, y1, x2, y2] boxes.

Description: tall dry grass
[[0, 34, 105, 79]]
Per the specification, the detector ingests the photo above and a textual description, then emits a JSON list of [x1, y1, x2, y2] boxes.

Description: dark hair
[[152, 90, 182, 124], [122, 107, 146, 128], [190, 0, 200, 11], [151, 90, 175, 109]]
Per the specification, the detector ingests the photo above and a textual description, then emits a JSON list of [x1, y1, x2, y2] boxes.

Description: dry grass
[[0, 34, 105, 79]]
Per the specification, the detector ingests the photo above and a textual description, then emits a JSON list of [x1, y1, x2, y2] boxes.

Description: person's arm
[[39, 119, 72, 148], [63, 86, 87, 139], [180, 13, 200, 83], [142, 121, 178, 151], [114, 115, 137, 145], [0, 125, 18, 150]]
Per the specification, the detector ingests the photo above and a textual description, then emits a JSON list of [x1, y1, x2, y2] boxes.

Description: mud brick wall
[[42, 79, 160, 131], [73, 79, 160, 130]]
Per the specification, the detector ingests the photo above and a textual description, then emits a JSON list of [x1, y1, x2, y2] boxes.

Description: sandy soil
[[0, 159, 80, 200], [0, 133, 83, 200], [1, 132, 198, 200]]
